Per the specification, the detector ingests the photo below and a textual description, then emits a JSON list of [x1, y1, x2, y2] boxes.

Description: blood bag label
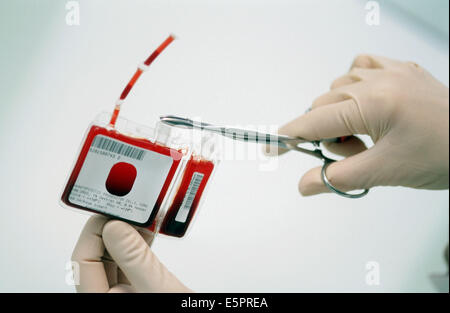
[[91, 136, 146, 160], [68, 135, 174, 224], [175, 172, 204, 223]]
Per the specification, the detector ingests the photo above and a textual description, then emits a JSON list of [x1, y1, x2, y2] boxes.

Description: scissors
[[160, 115, 369, 199]]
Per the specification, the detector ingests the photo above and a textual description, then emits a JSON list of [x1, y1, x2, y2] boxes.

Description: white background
[[0, 0, 448, 292]]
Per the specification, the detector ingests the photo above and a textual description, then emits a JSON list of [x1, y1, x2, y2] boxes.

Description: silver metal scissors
[[160, 115, 369, 198]]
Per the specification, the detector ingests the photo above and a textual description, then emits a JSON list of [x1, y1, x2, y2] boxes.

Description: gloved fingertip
[[298, 182, 326, 197], [298, 186, 315, 197], [103, 220, 135, 241], [298, 167, 329, 197], [72, 214, 109, 262], [102, 220, 143, 258]]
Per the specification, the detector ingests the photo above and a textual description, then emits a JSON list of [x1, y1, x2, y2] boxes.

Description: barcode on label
[[175, 172, 204, 223], [91, 136, 146, 161]]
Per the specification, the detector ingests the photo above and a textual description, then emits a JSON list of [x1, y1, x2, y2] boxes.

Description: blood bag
[[60, 35, 220, 238], [60, 112, 219, 238]]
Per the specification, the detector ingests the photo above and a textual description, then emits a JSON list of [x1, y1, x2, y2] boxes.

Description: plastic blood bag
[[61, 122, 183, 227], [60, 35, 220, 238], [159, 156, 215, 237]]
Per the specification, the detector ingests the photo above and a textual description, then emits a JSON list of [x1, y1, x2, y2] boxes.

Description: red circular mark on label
[[105, 162, 137, 197]]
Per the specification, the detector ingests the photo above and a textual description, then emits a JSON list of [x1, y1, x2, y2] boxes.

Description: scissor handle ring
[[321, 162, 369, 199]]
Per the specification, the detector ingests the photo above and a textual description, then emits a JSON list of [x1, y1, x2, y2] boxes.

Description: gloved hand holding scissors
[[276, 55, 449, 196], [71, 215, 191, 293]]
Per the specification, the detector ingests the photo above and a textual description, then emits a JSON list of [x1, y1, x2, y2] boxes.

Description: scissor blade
[[160, 115, 215, 129], [217, 127, 286, 147], [159, 115, 307, 149]]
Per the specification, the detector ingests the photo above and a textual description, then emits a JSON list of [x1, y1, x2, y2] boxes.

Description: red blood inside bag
[[159, 156, 214, 237], [61, 125, 182, 228], [61, 121, 218, 237]]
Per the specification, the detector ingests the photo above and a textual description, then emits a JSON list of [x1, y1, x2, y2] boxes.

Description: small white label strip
[[175, 172, 204, 223], [91, 136, 146, 161]]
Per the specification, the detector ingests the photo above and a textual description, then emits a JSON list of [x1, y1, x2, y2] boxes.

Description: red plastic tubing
[[109, 34, 175, 127]]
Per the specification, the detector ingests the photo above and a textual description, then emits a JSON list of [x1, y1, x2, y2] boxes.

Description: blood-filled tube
[[109, 34, 175, 127]]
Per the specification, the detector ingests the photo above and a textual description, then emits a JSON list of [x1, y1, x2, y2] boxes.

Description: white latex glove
[[276, 54, 449, 196], [71, 215, 191, 293]]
